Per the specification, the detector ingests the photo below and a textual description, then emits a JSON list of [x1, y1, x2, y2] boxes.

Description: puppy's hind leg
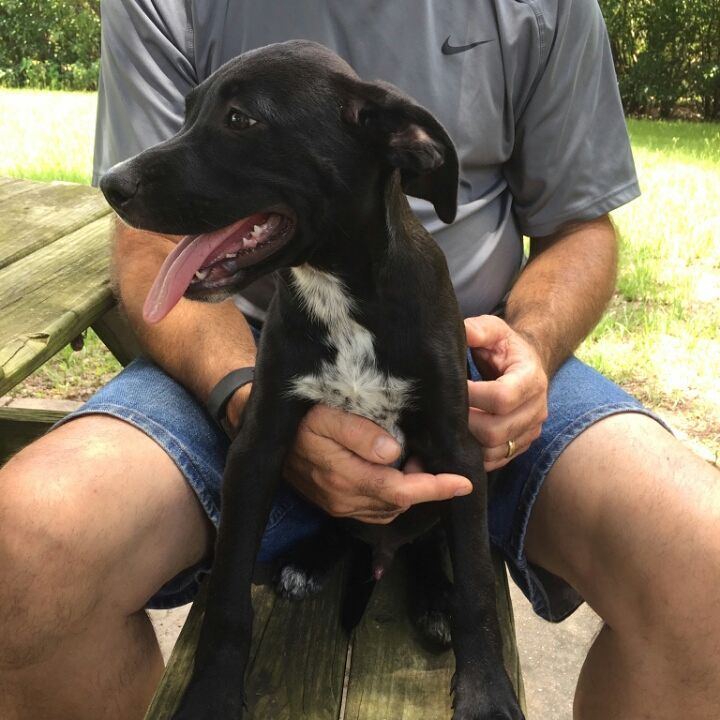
[[275, 522, 349, 600]]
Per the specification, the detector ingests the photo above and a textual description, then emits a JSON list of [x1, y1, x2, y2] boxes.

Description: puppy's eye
[[227, 109, 257, 130]]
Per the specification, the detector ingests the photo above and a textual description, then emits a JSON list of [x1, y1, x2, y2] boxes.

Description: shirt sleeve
[[504, 0, 640, 237], [92, 0, 197, 186]]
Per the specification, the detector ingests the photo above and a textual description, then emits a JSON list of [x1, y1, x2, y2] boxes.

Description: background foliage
[[0, 0, 100, 90], [0, 0, 717, 117], [600, 0, 719, 119]]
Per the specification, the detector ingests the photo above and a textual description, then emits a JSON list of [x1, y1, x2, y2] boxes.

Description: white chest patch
[[289, 264, 413, 445]]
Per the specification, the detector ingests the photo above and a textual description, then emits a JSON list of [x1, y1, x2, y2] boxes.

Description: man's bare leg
[[0, 415, 213, 720], [525, 413, 720, 719]]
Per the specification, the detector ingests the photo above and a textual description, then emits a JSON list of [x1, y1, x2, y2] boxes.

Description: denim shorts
[[56, 331, 667, 621]]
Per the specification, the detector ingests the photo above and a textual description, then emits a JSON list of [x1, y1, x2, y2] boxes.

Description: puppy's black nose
[[100, 168, 139, 210]]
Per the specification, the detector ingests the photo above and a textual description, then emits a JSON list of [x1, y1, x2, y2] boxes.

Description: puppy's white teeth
[[224, 253, 237, 260], [194, 269, 209, 281], [253, 224, 262, 234]]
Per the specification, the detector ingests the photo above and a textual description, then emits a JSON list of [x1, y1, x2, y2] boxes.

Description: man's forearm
[[504, 215, 618, 377], [112, 220, 257, 427]]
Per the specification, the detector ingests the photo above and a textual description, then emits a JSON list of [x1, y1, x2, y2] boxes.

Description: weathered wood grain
[[0, 179, 111, 270], [144, 583, 208, 720], [0, 406, 68, 464], [244, 563, 349, 719], [343, 552, 525, 720], [0, 213, 115, 395], [144, 568, 350, 720], [0, 178, 38, 202], [145, 554, 524, 720]]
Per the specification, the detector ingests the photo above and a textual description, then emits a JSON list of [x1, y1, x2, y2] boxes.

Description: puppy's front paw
[[275, 563, 325, 600], [452, 693, 524, 720], [452, 671, 524, 720]]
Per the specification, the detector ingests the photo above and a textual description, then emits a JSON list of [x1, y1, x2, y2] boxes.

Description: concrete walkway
[[148, 579, 601, 719], [509, 582, 600, 719]]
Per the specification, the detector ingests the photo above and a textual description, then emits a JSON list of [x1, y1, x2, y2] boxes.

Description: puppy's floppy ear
[[340, 78, 459, 223]]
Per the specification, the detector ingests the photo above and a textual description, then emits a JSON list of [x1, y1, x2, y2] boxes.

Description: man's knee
[[527, 411, 720, 643], [0, 432, 122, 668]]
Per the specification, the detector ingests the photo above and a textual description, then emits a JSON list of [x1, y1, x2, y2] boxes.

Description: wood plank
[[0, 180, 111, 270], [145, 566, 350, 720], [0, 214, 115, 395], [244, 563, 349, 719], [145, 553, 524, 720], [0, 178, 38, 202], [343, 553, 525, 719], [144, 583, 208, 720], [92, 306, 144, 366], [0, 406, 68, 464]]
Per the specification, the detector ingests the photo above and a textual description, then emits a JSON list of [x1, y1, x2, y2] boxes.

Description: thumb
[[305, 404, 402, 465], [464, 315, 509, 350]]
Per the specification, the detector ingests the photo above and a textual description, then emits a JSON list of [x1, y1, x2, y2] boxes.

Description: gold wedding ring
[[505, 439, 516, 459]]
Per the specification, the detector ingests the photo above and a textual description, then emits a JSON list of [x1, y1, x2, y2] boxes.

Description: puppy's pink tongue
[[143, 222, 246, 324]]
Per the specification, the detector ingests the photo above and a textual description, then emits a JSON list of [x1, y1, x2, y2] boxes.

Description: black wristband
[[206, 367, 255, 427]]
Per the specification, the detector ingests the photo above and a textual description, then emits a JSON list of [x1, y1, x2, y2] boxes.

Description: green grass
[[9, 329, 123, 402], [625, 119, 720, 168], [1, 89, 718, 457], [578, 119, 720, 455], [0, 88, 96, 184]]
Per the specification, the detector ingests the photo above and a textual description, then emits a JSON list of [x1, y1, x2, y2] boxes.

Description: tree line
[[602, 0, 719, 120], [0, 0, 718, 119], [0, 0, 99, 91]]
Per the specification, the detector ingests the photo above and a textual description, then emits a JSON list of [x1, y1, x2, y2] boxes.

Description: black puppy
[[101, 41, 523, 720]]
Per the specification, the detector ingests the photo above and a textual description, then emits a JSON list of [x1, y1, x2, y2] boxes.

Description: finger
[[361, 469, 473, 507], [464, 315, 510, 350], [301, 404, 401, 464], [350, 510, 405, 526], [483, 428, 542, 472], [467, 403, 546, 449], [466, 368, 541, 416]]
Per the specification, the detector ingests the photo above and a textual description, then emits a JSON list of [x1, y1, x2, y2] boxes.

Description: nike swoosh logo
[[441, 36, 493, 55]]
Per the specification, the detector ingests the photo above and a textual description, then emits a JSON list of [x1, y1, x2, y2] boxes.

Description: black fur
[[101, 40, 523, 720]]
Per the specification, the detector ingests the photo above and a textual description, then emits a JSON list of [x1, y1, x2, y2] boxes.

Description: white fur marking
[[277, 565, 322, 600], [289, 265, 413, 445]]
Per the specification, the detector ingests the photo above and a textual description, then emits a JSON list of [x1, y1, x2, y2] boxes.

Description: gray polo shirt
[[94, 0, 639, 321]]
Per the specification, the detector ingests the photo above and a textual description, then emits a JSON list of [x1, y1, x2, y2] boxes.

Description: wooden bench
[[145, 554, 526, 719]]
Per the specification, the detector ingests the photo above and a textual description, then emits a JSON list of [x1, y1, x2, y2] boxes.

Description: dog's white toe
[[276, 564, 324, 600]]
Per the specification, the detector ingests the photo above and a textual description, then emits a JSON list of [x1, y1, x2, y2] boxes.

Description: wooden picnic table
[[0, 176, 141, 460], [0, 176, 526, 720]]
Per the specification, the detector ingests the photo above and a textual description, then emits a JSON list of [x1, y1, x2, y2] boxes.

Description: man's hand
[[284, 405, 473, 524], [465, 315, 548, 471]]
